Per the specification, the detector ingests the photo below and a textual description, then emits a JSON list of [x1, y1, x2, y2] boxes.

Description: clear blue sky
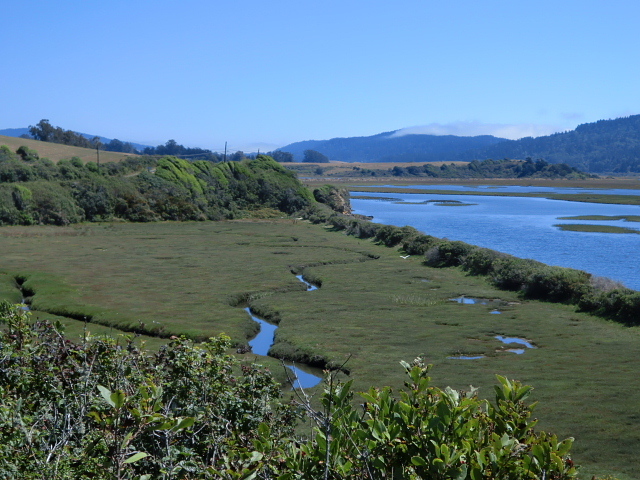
[[3, 0, 639, 152]]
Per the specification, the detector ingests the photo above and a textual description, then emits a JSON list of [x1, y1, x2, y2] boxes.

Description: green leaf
[[111, 390, 126, 409], [123, 451, 149, 464], [411, 456, 427, 466], [249, 451, 264, 463], [173, 417, 195, 431], [455, 464, 468, 480], [97, 385, 115, 407]]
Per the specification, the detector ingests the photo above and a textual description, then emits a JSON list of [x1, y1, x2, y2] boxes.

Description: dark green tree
[[303, 149, 330, 163]]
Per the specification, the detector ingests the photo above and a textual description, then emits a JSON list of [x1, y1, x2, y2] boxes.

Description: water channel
[[246, 275, 323, 389], [351, 186, 640, 290]]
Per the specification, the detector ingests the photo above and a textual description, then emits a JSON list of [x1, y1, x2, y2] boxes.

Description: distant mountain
[[280, 115, 640, 173], [461, 115, 640, 173], [279, 131, 508, 163], [0, 128, 30, 137]]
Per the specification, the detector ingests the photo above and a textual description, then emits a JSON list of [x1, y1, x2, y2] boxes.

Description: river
[[350, 186, 640, 290]]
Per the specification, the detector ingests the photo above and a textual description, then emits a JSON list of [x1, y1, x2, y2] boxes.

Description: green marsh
[[0, 220, 639, 478]]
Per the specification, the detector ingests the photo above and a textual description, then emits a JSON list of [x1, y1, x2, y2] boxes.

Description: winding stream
[[246, 275, 323, 389]]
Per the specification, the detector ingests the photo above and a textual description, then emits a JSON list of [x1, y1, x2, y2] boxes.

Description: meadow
[[0, 134, 134, 163], [0, 219, 639, 478]]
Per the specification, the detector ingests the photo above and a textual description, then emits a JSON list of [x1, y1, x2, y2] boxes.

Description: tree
[[269, 150, 294, 163], [29, 119, 55, 142], [303, 149, 330, 163]]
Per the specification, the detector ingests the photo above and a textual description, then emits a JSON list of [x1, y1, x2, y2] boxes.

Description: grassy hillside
[[0, 134, 135, 163], [0, 220, 638, 478]]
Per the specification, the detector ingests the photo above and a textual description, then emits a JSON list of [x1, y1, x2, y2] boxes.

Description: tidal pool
[[495, 335, 536, 354], [450, 297, 488, 305]]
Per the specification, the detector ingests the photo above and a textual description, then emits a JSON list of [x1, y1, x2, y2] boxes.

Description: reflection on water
[[495, 335, 536, 353], [450, 297, 487, 304]]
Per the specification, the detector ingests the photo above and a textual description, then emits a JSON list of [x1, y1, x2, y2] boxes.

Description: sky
[[2, 0, 640, 153]]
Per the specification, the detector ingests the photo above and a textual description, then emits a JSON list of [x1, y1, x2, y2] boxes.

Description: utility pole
[[223, 141, 227, 162]]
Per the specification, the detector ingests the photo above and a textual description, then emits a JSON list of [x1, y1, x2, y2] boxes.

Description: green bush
[[524, 266, 591, 303], [0, 304, 583, 479], [424, 240, 475, 267], [578, 288, 640, 325], [402, 233, 438, 255], [461, 247, 507, 275]]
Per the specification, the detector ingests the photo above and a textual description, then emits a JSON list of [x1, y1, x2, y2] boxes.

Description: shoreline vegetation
[[2, 146, 640, 476]]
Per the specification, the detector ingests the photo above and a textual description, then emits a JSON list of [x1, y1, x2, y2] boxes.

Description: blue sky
[[2, 0, 639, 152]]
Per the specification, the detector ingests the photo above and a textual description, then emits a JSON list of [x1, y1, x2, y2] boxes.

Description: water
[[245, 275, 323, 389], [495, 335, 536, 349], [495, 335, 537, 354], [296, 275, 318, 291], [351, 187, 640, 290], [450, 297, 488, 304], [246, 308, 277, 356]]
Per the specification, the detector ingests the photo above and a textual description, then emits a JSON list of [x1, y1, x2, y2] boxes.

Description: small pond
[[495, 335, 536, 354]]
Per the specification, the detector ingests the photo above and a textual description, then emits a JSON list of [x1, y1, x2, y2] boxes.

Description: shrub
[[375, 224, 418, 247], [402, 233, 438, 255], [424, 240, 475, 267], [524, 266, 591, 303], [462, 247, 508, 275]]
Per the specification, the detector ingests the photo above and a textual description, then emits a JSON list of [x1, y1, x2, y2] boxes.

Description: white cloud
[[389, 121, 562, 140]]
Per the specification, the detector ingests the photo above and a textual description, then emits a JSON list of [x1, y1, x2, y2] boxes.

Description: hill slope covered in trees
[[279, 131, 507, 163], [280, 115, 640, 173], [0, 144, 313, 226], [465, 115, 640, 173]]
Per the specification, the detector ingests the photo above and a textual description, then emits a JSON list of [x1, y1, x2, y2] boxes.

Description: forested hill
[[280, 115, 640, 173], [0, 145, 314, 226], [464, 114, 640, 174], [279, 131, 507, 163]]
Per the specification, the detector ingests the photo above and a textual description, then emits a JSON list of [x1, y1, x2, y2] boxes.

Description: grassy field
[[0, 134, 135, 163], [0, 220, 639, 478], [303, 174, 640, 191]]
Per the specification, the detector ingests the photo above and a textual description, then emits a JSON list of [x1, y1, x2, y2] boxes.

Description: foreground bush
[[0, 302, 582, 479]]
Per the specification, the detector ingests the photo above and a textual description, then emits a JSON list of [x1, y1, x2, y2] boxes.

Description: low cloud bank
[[390, 121, 561, 140]]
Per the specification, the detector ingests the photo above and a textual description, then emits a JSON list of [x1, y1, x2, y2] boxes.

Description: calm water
[[351, 187, 640, 290]]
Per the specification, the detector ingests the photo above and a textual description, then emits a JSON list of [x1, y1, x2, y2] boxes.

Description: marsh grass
[[390, 294, 443, 306], [555, 223, 640, 234], [0, 220, 639, 477]]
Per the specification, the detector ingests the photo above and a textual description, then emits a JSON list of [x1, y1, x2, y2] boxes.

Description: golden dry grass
[[0, 135, 136, 163]]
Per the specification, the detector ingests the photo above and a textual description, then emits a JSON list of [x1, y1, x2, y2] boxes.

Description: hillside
[[279, 131, 507, 162], [464, 115, 640, 173], [0, 125, 151, 153], [0, 147, 314, 226], [280, 115, 640, 174], [0, 135, 135, 163]]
